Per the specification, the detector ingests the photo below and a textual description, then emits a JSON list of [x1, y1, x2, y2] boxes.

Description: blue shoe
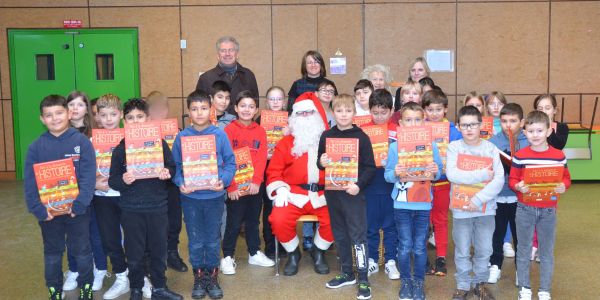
[[399, 279, 413, 300], [303, 236, 314, 251], [412, 279, 425, 300]]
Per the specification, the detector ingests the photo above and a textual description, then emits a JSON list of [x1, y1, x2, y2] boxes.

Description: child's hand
[[180, 184, 193, 194], [465, 202, 480, 212], [395, 164, 407, 177], [282, 126, 290, 136], [228, 190, 240, 201], [123, 172, 136, 185], [343, 183, 360, 196], [249, 183, 260, 195], [426, 163, 438, 174], [95, 176, 110, 192], [486, 167, 494, 180], [554, 182, 566, 194], [320, 153, 331, 167], [45, 213, 54, 221], [211, 180, 224, 191], [158, 168, 171, 180], [515, 180, 529, 193]]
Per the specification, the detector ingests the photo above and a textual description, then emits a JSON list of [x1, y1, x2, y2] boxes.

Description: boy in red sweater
[[509, 111, 571, 300], [221, 90, 274, 275]]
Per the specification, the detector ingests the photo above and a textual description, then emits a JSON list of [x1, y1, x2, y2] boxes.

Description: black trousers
[[326, 191, 369, 283], [260, 183, 276, 253], [121, 210, 168, 289], [490, 202, 518, 268], [93, 195, 127, 273], [167, 182, 182, 251], [222, 193, 263, 257]]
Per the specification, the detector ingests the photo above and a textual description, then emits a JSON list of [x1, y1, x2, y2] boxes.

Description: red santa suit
[[266, 93, 334, 253]]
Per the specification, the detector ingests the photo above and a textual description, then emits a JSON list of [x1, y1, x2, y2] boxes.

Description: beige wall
[[1, 1, 600, 174]]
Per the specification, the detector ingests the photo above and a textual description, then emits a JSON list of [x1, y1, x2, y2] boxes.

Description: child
[[361, 89, 399, 280], [211, 80, 237, 129], [464, 91, 485, 115], [534, 94, 569, 150], [354, 79, 374, 116], [510, 111, 571, 300], [446, 105, 504, 300], [221, 90, 274, 274], [24, 95, 96, 300], [422, 90, 462, 276], [91, 97, 102, 128], [171, 90, 236, 300], [92, 94, 131, 299], [486, 91, 507, 135], [316, 79, 338, 128], [318, 94, 376, 300], [108, 99, 182, 300], [487, 103, 529, 284], [146, 91, 189, 273], [384, 102, 442, 300], [67, 91, 95, 137], [391, 80, 423, 125]]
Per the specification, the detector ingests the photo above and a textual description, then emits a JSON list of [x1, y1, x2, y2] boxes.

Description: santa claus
[[266, 92, 333, 276]]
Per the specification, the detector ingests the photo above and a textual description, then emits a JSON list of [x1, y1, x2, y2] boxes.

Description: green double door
[[8, 29, 140, 179]]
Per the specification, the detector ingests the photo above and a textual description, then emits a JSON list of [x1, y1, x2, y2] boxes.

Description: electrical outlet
[[180, 39, 187, 49]]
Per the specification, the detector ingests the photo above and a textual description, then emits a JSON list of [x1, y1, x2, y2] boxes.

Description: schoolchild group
[[24, 52, 571, 300]]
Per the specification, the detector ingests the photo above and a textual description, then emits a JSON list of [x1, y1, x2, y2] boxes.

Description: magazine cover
[[325, 138, 359, 190], [259, 110, 288, 159], [233, 146, 255, 196], [396, 125, 434, 181], [33, 158, 79, 217], [181, 135, 219, 190], [92, 128, 124, 178], [125, 121, 164, 179], [160, 118, 179, 150], [352, 115, 373, 128], [450, 154, 493, 212], [430, 122, 450, 172], [361, 124, 389, 167], [480, 116, 494, 140], [209, 106, 218, 126], [523, 164, 564, 203]]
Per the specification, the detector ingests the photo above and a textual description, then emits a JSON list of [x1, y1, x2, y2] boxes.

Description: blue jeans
[[67, 205, 107, 271], [181, 194, 225, 269], [367, 193, 397, 262], [452, 215, 495, 290], [394, 209, 430, 281], [516, 203, 556, 292]]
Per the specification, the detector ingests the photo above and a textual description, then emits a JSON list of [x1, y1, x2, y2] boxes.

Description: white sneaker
[[428, 232, 436, 247], [142, 276, 152, 299], [62, 271, 79, 291], [487, 265, 501, 283], [92, 268, 108, 291], [103, 270, 129, 299], [518, 287, 532, 300], [367, 258, 379, 276], [220, 256, 237, 275], [384, 260, 400, 280], [538, 291, 551, 300], [503, 242, 515, 258], [531, 247, 538, 261], [248, 251, 275, 267]]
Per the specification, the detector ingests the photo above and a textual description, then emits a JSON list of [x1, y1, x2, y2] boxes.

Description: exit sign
[[63, 20, 82, 28]]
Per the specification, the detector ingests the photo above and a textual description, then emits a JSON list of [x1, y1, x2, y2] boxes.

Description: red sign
[[63, 20, 82, 28]]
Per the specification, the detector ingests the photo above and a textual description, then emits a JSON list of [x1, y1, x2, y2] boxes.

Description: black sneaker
[[206, 268, 223, 299], [325, 273, 356, 289], [412, 279, 425, 300], [435, 256, 447, 276], [48, 287, 62, 300], [356, 283, 372, 300], [151, 287, 183, 300], [167, 250, 189, 272], [452, 289, 470, 300], [473, 282, 495, 300], [303, 236, 314, 251], [192, 268, 207, 299], [130, 289, 143, 300], [78, 283, 93, 300], [398, 280, 412, 300], [425, 258, 435, 275]]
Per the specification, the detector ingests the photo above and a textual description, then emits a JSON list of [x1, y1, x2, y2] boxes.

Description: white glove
[[274, 187, 290, 207]]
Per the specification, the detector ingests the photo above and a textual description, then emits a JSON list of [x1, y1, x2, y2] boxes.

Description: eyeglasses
[[218, 48, 237, 54], [268, 97, 284, 102], [458, 122, 481, 130], [295, 110, 316, 116], [306, 61, 321, 66], [319, 89, 336, 95]]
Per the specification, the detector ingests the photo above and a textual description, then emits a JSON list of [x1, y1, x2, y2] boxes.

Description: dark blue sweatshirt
[[24, 128, 96, 221]]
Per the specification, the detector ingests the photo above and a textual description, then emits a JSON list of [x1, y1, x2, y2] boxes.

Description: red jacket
[[224, 120, 268, 192]]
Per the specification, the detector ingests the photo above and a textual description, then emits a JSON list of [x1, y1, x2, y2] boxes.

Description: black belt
[[299, 183, 325, 192]]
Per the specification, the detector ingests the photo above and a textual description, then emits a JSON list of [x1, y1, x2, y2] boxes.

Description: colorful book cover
[[352, 115, 373, 128], [125, 121, 164, 179], [233, 147, 254, 196], [450, 154, 493, 212], [160, 118, 179, 150], [92, 128, 124, 178], [33, 158, 79, 217], [523, 164, 564, 203], [209, 106, 218, 126], [361, 124, 389, 167], [181, 135, 219, 190], [259, 110, 288, 159], [325, 138, 359, 190], [430, 122, 450, 173], [396, 125, 434, 181], [480, 117, 494, 140]]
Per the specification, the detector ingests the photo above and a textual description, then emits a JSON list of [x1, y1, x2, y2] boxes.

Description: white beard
[[289, 113, 325, 183]]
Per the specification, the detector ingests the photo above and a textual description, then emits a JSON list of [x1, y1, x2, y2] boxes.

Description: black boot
[[130, 289, 143, 300], [283, 247, 302, 276], [167, 250, 188, 272], [192, 268, 207, 299], [206, 268, 224, 299], [151, 287, 183, 300], [310, 248, 330, 274]]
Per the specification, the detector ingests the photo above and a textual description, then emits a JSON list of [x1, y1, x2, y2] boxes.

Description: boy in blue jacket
[[24, 95, 96, 300]]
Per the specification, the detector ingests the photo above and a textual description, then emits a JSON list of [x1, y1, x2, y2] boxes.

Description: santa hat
[[292, 91, 330, 130]]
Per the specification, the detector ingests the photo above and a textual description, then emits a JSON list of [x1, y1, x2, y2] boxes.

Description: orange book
[[92, 128, 124, 178], [480, 116, 494, 140], [450, 154, 493, 212], [362, 124, 389, 167], [181, 135, 219, 190], [209, 107, 218, 126], [259, 110, 288, 159], [325, 138, 359, 190], [160, 118, 179, 150], [352, 115, 373, 128], [396, 125, 434, 181], [523, 164, 564, 203], [233, 147, 255, 196], [33, 158, 79, 217], [125, 121, 164, 179], [430, 122, 450, 173]]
